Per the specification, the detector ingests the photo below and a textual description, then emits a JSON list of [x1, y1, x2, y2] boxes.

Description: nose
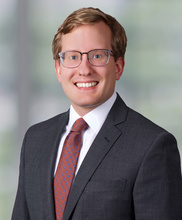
[[78, 53, 92, 76]]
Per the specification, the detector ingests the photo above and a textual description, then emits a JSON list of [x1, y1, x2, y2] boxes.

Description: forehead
[[61, 21, 112, 51]]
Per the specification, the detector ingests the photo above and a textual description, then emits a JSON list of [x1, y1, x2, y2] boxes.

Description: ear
[[115, 57, 125, 80], [55, 60, 62, 83]]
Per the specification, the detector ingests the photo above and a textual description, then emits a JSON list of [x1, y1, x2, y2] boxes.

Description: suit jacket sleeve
[[12, 131, 30, 220], [133, 131, 182, 219]]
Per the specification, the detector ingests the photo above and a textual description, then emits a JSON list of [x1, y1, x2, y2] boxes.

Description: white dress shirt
[[54, 92, 117, 176]]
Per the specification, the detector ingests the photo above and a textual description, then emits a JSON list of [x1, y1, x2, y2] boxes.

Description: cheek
[[58, 68, 73, 84], [60, 72, 75, 90], [104, 67, 117, 83]]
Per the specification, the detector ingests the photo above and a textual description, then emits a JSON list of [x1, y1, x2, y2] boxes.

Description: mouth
[[75, 82, 98, 88]]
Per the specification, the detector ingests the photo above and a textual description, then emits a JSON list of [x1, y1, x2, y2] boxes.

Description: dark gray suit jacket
[[12, 95, 182, 220]]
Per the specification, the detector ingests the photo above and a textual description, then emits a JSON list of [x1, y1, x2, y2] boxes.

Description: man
[[12, 7, 182, 220]]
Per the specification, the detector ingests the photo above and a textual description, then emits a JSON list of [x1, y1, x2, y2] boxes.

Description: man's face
[[55, 21, 124, 116]]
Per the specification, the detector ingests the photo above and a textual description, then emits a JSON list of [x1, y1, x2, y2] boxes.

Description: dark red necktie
[[54, 118, 88, 220]]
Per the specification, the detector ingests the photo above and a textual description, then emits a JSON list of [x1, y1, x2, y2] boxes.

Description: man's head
[[52, 7, 127, 61], [53, 8, 127, 116]]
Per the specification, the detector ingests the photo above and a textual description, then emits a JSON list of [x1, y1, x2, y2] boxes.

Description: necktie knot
[[71, 118, 88, 133]]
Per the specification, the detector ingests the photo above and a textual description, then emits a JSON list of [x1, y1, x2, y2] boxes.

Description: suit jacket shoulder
[[27, 110, 69, 134]]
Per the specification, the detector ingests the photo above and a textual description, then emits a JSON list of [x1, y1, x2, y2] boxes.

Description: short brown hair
[[52, 7, 127, 60]]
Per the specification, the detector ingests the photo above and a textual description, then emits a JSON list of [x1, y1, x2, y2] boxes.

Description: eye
[[93, 54, 102, 59], [69, 55, 78, 60], [65, 52, 80, 61]]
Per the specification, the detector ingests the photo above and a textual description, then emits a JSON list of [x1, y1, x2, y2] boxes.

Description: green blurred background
[[0, 0, 182, 219]]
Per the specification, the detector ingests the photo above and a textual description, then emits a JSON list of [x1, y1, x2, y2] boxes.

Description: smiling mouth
[[75, 82, 98, 88]]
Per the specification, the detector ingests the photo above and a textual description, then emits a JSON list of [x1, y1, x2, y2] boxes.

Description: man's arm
[[12, 134, 30, 220], [133, 132, 182, 219]]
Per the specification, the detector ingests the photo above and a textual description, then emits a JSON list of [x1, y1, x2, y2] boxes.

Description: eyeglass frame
[[58, 49, 116, 68]]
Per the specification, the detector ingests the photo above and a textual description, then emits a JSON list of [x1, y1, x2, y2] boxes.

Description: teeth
[[76, 82, 97, 88]]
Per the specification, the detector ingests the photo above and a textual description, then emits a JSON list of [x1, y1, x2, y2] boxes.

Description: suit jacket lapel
[[63, 95, 129, 220], [39, 111, 69, 219]]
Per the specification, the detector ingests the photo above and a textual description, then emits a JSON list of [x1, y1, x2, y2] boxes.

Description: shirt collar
[[68, 92, 117, 133]]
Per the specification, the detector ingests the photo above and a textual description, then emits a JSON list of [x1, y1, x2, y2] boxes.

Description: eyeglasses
[[58, 49, 115, 68]]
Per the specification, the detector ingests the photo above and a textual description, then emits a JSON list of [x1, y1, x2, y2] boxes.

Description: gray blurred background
[[0, 0, 182, 219]]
